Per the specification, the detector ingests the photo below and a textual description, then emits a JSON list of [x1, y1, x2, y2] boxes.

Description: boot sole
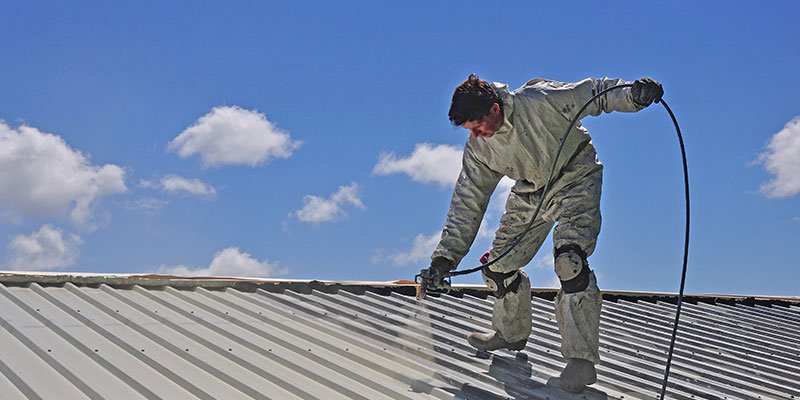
[[467, 337, 527, 351], [507, 339, 527, 351]]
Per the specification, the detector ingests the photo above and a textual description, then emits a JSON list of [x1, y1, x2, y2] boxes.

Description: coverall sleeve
[[431, 145, 503, 267], [546, 77, 644, 121]]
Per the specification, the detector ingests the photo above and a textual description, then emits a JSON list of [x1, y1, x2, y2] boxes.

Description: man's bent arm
[[548, 77, 644, 120], [431, 145, 503, 267]]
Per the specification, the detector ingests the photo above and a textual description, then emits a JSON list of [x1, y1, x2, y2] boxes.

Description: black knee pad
[[555, 244, 591, 294], [482, 268, 522, 298], [561, 265, 590, 293]]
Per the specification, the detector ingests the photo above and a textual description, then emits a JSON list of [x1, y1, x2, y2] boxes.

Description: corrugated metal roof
[[0, 275, 798, 399]]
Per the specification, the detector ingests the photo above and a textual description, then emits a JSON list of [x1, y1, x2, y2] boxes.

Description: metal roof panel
[[1, 276, 798, 400]]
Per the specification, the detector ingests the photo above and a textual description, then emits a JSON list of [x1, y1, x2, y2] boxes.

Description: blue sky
[[1, 1, 798, 296]]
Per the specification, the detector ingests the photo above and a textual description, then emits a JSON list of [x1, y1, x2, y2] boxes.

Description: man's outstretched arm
[[539, 76, 664, 120], [430, 145, 503, 268]]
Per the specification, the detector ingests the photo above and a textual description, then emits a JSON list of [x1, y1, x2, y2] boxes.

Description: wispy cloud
[[531, 254, 560, 288], [373, 143, 462, 188], [385, 231, 441, 266], [477, 177, 516, 238], [6, 225, 83, 270], [140, 174, 216, 197], [168, 106, 302, 168], [757, 116, 800, 198], [532, 254, 554, 270], [155, 247, 286, 278], [0, 121, 127, 231], [382, 177, 515, 267], [124, 197, 169, 215], [373, 140, 514, 238], [293, 183, 365, 223]]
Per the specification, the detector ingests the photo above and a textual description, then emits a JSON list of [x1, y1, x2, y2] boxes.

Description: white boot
[[467, 331, 527, 351]]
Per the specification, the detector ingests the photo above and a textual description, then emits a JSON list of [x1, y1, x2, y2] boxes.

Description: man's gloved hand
[[631, 77, 664, 108], [418, 256, 454, 291]]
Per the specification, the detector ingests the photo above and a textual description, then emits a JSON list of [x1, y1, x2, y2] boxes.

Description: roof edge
[[2, 271, 798, 306]]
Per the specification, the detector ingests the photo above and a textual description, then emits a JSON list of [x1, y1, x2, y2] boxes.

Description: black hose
[[658, 98, 690, 400], [445, 84, 690, 398]]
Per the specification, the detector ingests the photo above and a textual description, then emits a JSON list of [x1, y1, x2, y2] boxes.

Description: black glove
[[418, 257, 454, 291], [631, 77, 664, 108]]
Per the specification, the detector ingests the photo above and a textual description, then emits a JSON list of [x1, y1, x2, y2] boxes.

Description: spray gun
[[414, 267, 452, 300]]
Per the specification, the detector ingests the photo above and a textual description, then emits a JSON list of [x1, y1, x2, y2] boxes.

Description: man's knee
[[482, 268, 523, 298], [554, 244, 591, 293]]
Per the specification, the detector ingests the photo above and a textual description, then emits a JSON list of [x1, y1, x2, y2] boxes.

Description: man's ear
[[490, 102, 501, 115]]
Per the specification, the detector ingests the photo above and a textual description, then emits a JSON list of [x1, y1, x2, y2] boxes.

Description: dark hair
[[448, 74, 503, 126]]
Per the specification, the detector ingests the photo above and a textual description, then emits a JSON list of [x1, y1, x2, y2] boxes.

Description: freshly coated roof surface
[[0, 272, 798, 400]]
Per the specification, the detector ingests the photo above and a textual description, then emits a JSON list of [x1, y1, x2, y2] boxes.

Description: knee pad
[[482, 268, 522, 298], [554, 245, 590, 294]]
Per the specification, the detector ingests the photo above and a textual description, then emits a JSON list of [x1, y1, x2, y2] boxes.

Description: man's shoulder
[[520, 77, 574, 90], [510, 78, 562, 104]]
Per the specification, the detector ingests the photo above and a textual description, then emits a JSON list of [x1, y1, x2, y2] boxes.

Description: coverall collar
[[491, 82, 514, 135]]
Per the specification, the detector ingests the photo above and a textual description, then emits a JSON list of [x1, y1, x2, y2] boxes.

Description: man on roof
[[420, 74, 663, 393]]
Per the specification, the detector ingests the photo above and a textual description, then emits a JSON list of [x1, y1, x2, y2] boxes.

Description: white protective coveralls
[[431, 77, 646, 364]]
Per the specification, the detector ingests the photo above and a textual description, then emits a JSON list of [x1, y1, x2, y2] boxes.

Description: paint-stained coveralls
[[431, 77, 648, 364]]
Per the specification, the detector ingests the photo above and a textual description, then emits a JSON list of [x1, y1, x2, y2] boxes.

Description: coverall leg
[[485, 189, 553, 343], [551, 165, 603, 365], [487, 146, 603, 364]]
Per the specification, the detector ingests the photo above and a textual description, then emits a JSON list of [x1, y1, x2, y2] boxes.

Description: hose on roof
[[447, 84, 690, 398]]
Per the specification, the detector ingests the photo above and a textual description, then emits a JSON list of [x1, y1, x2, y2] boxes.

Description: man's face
[[462, 103, 503, 138]]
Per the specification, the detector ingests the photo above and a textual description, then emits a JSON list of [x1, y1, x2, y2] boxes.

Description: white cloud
[[381, 177, 515, 266], [6, 225, 82, 270], [156, 247, 286, 278], [532, 254, 554, 270], [141, 175, 216, 197], [0, 122, 127, 231], [494, 177, 515, 208], [387, 231, 442, 266], [477, 176, 516, 238], [374, 142, 517, 267], [293, 183, 365, 223], [530, 254, 560, 288], [168, 106, 302, 168], [373, 143, 462, 187], [757, 116, 800, 198], [124, 197, 169, 215]]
